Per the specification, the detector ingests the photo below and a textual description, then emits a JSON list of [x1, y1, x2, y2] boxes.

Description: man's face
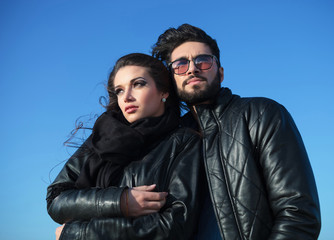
[[170, 41, 224, 105]]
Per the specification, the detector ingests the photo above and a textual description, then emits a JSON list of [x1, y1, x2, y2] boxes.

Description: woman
[[46, 53, 202, 240]]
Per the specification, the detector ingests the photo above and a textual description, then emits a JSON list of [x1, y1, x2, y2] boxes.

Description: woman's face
[[114, 65, 168, 123]]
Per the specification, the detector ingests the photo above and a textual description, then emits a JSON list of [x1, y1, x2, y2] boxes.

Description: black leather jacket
[[183, 88, 321, 240], [47, 127, 202, 240]]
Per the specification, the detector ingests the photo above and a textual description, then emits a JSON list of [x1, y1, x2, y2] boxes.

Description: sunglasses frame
[[168, 54, 218, 75]]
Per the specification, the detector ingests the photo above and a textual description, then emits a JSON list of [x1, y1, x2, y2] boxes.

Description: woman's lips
[[125, 105, 138, 113]]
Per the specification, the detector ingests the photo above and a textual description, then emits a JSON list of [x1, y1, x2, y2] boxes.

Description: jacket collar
[[195, 87, 234, 114], [181, 87, 235, 130]]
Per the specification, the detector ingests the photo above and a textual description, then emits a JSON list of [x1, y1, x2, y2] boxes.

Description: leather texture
[[47, 127, 202, 240], [187, 87, 321, 240]]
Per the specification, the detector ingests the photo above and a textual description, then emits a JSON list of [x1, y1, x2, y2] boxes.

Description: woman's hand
[[55, 224, 65, 240], [121, 184, 168, 217]]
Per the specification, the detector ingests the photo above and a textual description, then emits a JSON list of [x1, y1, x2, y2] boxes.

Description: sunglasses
[[168, 54, 218, 75]]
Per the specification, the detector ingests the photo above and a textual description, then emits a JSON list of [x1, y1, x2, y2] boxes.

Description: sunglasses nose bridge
[[187, 59, 200, 73]]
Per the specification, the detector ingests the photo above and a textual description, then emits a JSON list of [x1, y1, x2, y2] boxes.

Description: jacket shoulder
[[216, 88, 283, 112], [212, 89, 293, 133], [231, 95, 283, 113], [166, 127, 201, 144], [223, 94, 289, 125]]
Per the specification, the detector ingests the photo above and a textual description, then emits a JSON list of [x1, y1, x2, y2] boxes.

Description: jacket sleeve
[[47, 145, 124, 224], [255, 101, 321, 239], [58, 131, 202, 240]]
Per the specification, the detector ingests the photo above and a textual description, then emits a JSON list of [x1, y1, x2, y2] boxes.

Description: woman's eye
[[133, 80, 147, 88], [114, 88, 123, 96]]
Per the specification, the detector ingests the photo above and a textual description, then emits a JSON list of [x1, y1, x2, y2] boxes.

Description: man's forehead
[[171, 42, 212, 60]]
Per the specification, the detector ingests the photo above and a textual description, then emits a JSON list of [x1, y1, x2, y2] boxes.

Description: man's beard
[[177, 71, 221, 105]]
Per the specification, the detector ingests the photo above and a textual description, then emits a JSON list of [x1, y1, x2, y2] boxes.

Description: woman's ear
[[162, 92, 169, 100]]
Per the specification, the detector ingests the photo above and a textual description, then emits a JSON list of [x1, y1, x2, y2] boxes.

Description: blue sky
[[0, 0, 333, 239]]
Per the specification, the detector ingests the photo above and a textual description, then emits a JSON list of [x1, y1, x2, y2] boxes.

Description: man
[[152, 24, 321, 239]]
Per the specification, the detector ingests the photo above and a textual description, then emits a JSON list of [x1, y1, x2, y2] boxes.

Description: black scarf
[[75, 108, 179, 188]]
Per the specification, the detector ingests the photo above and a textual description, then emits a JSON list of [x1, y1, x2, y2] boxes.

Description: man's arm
[[257, 101, 321, 239]]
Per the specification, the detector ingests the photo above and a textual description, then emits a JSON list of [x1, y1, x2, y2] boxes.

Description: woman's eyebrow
[[114, 77, 146, 89]]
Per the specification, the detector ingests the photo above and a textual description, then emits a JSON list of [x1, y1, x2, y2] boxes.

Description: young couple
[[47, 24, 321, 240]]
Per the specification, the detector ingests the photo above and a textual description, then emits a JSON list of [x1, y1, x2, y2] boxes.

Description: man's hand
[[121, 184, 168, 217]]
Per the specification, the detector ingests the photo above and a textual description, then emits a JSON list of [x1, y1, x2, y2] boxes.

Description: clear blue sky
[[1, 0, 333, 239]]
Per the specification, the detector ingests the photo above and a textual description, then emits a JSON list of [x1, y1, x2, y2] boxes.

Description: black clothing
[[47, 114, 202, 239], [75, 109, 179, 188], [183, 87, 321, 240], [195, 179, 221, 240]]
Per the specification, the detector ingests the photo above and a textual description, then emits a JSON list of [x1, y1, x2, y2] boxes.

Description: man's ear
[[219, 67, 224, 83]]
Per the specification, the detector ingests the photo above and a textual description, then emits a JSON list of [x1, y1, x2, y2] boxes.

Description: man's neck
[[190, 106, 198, 119], [190, 99, 212, 113]]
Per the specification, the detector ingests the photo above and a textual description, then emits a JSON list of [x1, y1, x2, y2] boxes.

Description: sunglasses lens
[[171, 55, 214, 75], [172, 59, 189, 75], [195, 55, 213, 70]]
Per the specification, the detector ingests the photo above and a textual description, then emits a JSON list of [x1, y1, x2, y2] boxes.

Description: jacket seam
[[212, 108, 244, 240]]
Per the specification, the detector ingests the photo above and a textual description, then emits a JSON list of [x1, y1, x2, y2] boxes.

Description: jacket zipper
[[198, 106, 244, 240]]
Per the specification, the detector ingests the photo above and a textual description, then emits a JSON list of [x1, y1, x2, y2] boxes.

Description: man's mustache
[[182, 75, 207, 88]]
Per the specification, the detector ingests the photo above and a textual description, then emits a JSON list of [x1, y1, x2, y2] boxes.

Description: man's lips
[[183, 76, 207, 87], [125, 105, 138, 113], [187, 78, 203, 85]]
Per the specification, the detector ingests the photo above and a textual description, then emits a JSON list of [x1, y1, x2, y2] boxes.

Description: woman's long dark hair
[[64, 53, 181, 147], [106, 53, 181, 116]]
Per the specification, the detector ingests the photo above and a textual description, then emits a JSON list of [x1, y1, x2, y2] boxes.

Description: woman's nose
[[124, 89, 135, 102]]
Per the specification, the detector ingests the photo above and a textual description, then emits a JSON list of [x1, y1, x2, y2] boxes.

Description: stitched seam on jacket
[[198, 115, 225, 239], [214, 100, 270, 239], [212, 108, 244, 240], [225, 101, 272, 237]]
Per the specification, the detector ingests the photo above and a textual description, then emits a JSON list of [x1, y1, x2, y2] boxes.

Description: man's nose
[[187, 60, 200, 75]]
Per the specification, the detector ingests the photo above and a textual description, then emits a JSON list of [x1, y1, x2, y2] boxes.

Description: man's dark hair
[[152, 24, 221, 67]]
